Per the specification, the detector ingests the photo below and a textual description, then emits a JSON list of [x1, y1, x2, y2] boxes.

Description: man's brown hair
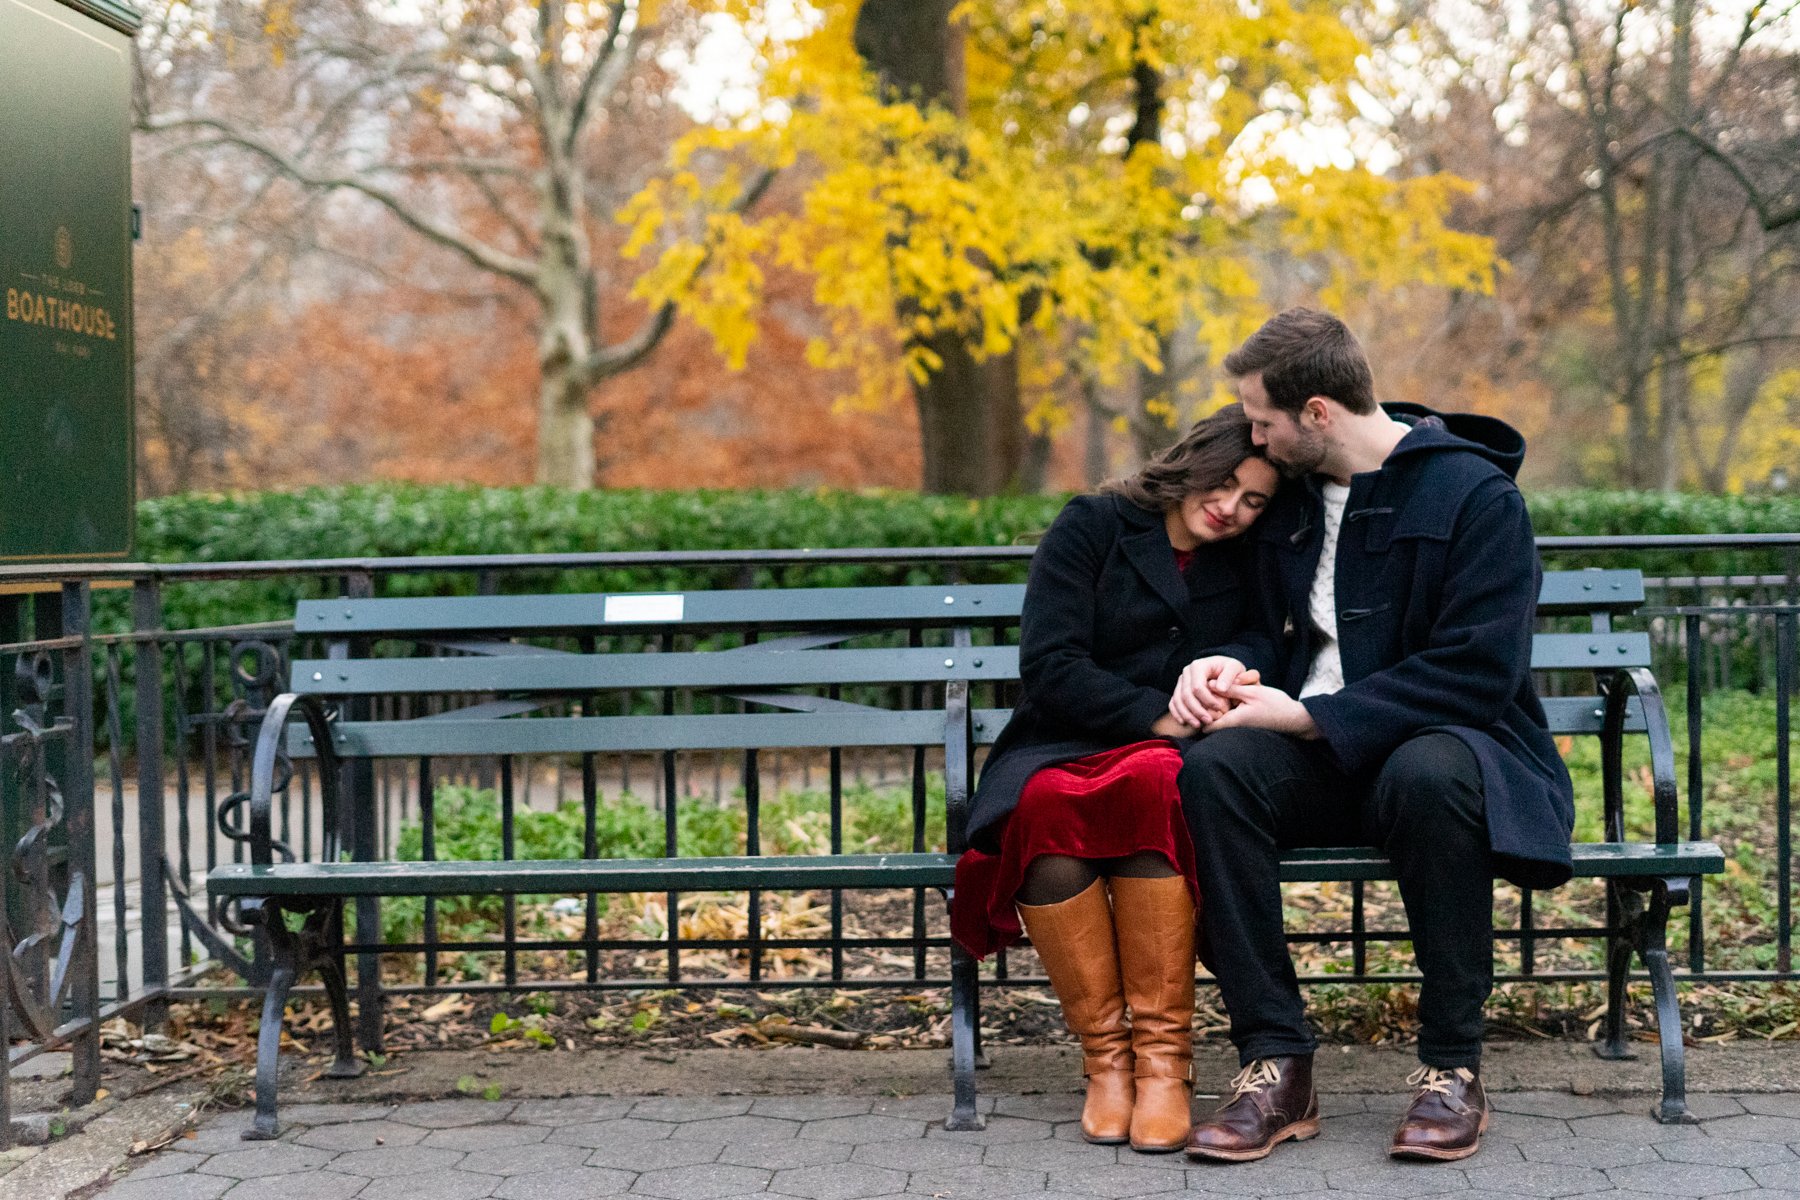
[[1221, 307, 1377, 416]]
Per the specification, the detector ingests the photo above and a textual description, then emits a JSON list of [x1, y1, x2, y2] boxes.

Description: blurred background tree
[[130, 0, 1800, 497]]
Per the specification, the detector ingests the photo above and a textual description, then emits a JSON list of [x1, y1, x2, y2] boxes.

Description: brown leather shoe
[[1018, 880, 1134, 1144], [1184, 1055, 1319, 1163], [1111, 875, 1196, 1153], [1389, 1065, 1489, 1161]]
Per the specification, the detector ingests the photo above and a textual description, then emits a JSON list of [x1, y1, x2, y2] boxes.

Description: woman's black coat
[[965, 493, 1251, 852]]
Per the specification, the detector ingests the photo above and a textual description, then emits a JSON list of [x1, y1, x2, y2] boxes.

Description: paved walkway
[[99, 1091, 1800, 1200]]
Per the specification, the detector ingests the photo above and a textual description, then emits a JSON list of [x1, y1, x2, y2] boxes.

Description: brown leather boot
[[1184, 1055, 1319, 1163], [1017, 879, 1134, 1144], [1389, 1065, 1488, 1161], [1110, 875, 1196, 1153]]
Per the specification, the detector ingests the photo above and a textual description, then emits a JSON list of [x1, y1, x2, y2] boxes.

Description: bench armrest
[[1601, 666, 1680, 845], [224, 693, 343, 866]]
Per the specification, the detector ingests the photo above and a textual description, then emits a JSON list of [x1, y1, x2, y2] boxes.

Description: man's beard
[[1271, 431, 1328, 478]]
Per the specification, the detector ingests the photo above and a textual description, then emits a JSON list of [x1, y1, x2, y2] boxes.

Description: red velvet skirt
[[951, 740, 1202, 959]]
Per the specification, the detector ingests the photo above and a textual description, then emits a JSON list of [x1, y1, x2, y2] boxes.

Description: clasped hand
[[1153, 656, 1318, 739]]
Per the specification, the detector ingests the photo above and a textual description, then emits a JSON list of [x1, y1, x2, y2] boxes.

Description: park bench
[[200, 569, 1722, 1139]]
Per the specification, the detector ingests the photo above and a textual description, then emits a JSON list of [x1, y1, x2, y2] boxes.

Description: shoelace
[[1228, 1058, 1284, 1098], [1405, 1065, 1475, 1096]]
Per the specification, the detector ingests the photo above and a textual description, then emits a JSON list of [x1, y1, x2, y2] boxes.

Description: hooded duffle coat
[[965, 492, 1252, 853], [1217, 402, 1577, 889]]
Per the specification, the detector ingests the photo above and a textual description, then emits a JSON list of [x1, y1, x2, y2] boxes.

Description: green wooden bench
[[202, 569, 1721, 1138]]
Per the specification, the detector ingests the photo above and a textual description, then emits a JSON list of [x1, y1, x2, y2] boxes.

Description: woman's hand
[[1150, 712, 1200, 739], [1169, 657, 1260, 726]]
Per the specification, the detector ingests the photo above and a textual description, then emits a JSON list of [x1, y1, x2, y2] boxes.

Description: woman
[[952, 406, 1277, 1153]]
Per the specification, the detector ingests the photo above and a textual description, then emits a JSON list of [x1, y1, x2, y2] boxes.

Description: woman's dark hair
[[1100, 405, 1266, 510]]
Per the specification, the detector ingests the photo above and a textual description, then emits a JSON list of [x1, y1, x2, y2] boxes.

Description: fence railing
[[3, 535, 1798, 1145]]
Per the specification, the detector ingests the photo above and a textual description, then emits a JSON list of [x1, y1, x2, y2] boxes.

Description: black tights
[[1016, 852, 1177, 906]]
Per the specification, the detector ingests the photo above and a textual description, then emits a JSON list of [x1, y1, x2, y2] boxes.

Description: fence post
[[134, 580, 169, 1030], [61, 582, 101, 1105]]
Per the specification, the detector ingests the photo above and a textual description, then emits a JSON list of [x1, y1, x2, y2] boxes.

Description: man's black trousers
[[1179, 728, 1492, 1069]]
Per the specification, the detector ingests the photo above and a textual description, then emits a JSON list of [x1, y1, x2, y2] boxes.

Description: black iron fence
[[2, 537, 1798, 1143]]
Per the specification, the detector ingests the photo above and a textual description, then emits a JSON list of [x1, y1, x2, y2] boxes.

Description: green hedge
[[117, 485, 1800, 634]]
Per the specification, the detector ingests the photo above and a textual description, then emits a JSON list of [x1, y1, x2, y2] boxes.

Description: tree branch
[[566, 3, 634, 157], [143, 115, 540, 286], [585, 166, 778, 380]]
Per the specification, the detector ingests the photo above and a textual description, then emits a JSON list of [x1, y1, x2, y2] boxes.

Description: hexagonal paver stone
[[983, 1138, 1109, 1170], [869, 1096, 994, 1121], [296, 1119, 430, 1151], [280, 1103, 398, 1126], [510, 1097, 639, 1125], [1567, 1113, 1705, 1143], [195, 1143, 336, 1179], [1250, 1133, 1371, 1170], [328, 1144, 468, 1178], [97, 1176, 234, 1200], [1518, 1136, 1658, 1168], [632, 1163, 774, 1200], [586, 1140, 727, 1172], [684, 1117, 802, 1143], [1314, 1111, 1401, 1142], [990, 1096, 1084, 1124], [632, 1099, 756, 1123], [392, 1098, 519, 1128], [1740, 1094, 1800, 1118], [1657, 1137, 1795, 1166], [1461, 1160, 1614, 1196], [494, 1166, 639, 1200], [1185, 1163, 1330, 1197], [358, 1168, 502, 1200], [721, 1140, 852, 1170], [770, 1162, 909, 1200], [123, 1152, 210, 1179], [1603, 1161, 1755, 1195], [549, 1119, 679, 1149], [750, 1098, 874, 1121], [165, 1120, 267, 1154], [1671, 1094, 1746, 1119], [460, 1141, 593, 1178], [423, 1123, 551, 1150], [1489, 1093, 1625, 1120], [221, 1171, 372, 1200], [1754, 1161, 1800, 1189], [1322, 1163, 1467, 1198], [799, 1116, 929, 1144], [1038, 1163, 1184, 1197], [1702, 1113, 1800, 1142], [904, 1164, 1048, 1198], [924, 1117, 1050, 1146], [853, 1138, 987, 1172], [1483, 1113, 1579, 1144]]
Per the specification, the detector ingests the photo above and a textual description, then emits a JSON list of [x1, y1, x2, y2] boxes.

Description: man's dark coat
[[1219, 402, 1577, 889], [966, 493, 1251, 852]]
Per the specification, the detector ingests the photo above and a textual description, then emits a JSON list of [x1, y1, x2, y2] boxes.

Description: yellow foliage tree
[[623, 0, 1499, 493]]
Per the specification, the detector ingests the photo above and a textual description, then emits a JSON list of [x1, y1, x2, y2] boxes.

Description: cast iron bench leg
[[314, 901, 367, 1083], [1639, 881, 1697, 1124], [1594, 881, 1639, 1063], [246, 903, 299, 1141], [946, 939, 986, 1130]]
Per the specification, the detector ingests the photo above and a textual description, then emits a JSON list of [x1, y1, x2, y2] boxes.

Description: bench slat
[[1279, 841, 1724, 882], [296, 586, 1027, 636], [1530, 632, 1652, 670], [290, 711, 950, 759], [290, 646, 1021, 696], [1536, 570, 1646, 613], [209, 853, 959, 897]]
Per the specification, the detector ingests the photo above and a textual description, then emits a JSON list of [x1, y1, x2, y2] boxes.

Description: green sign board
[[0, 0, 140, 562]]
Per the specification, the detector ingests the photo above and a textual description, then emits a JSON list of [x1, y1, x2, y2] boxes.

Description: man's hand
[[1202, 683, 1318, 738], [1170, 657, 1260, 727]]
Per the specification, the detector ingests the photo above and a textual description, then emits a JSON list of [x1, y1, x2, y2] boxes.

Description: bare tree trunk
[[857, 0, 1023, 494], [1653, 0, 1696, 491]]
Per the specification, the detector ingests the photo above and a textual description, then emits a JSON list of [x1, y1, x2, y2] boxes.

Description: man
[[1168, 308, 1575, 1163]]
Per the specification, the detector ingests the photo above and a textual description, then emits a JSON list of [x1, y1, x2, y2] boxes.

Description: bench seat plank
[[210, 853, 960, 897], [1278, 841, 1724, 882]]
